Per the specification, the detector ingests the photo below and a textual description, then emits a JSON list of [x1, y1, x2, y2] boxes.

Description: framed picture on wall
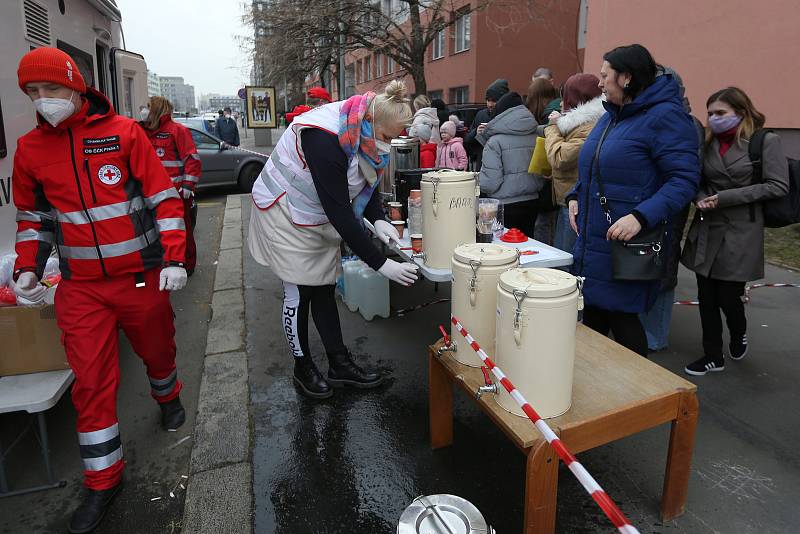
[[245, 86, 277, 129]]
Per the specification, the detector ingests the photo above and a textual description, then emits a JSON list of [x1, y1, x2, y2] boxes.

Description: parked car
[[447, 103, 487, 130], [175, 117, 214, 134], [187, 127, 266, 192], [202, 112, 219, 130]]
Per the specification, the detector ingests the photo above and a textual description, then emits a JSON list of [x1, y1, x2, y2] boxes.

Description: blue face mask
[[360, 119, 390, 168], [708, 114, 742, 134]]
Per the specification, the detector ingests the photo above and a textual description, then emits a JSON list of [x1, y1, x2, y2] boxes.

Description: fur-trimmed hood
[[557, 97, 605, 136]]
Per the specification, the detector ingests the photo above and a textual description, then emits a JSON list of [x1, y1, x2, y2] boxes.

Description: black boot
[[327, 351, 384, 389], [293, 357, 333, 399], [68, 483, 121, 533], [159, 397, 186, 431]]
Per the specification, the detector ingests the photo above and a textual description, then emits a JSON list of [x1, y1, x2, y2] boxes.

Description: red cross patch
[[156, 147, 166, 157], [98, 164, 122, 185]]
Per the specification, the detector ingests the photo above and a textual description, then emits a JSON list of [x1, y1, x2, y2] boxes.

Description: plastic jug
[[342, 259, 365, 312], [357, 267, 390, 320]]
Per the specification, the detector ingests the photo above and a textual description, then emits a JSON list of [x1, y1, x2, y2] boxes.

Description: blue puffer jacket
[[571, 74, 699, 313]]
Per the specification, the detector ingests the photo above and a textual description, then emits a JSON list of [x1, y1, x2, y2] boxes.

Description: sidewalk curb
[[183, 194, 253, 533]]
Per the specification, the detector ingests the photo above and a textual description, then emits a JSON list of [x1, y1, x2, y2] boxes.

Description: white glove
[[378, 259, 418, 286], [374, 219, 400, 246], [13, 272, 48, 303], [180, 187, 194, 200], [159, 266, 188, 291]]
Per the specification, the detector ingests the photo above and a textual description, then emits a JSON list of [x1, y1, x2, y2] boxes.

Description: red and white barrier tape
[[674, 282, 800, 306], [445, 315, 640, 534], [229, 145, 271, 158]]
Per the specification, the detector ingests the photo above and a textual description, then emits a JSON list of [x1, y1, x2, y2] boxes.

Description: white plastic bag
[[0, 254, 16, 288]]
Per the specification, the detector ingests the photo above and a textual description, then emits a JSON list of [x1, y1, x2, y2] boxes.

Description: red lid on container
[[500, 228, 528, 243]]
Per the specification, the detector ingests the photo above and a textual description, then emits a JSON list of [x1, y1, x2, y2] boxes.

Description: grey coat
[[681, 132, 790, 281], [477, 105, 543, 204]]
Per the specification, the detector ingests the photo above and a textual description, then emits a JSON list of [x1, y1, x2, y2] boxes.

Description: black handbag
[[591, 123, 666, 281]]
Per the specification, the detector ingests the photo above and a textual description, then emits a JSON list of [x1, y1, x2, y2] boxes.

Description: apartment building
[[345, 0, 584, 104], [584, 0, 800, 156], [159, 76, 196, 113]]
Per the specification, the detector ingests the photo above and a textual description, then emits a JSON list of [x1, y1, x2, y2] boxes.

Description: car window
[[191, 129, 220, 150]]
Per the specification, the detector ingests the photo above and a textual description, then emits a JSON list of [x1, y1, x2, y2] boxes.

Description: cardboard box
[[0, 304, 70, 376]]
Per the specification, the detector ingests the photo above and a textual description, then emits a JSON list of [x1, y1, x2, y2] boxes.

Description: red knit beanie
[[18, 47, 86, 94], [307, 87, 332, 103]]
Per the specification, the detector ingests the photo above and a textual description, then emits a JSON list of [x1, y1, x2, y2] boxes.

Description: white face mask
[[34, 91, 76, 127], [140, 108, 150, 121]]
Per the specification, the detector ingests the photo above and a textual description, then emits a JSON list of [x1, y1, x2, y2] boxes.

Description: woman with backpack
[[681, 87, 790, 376]]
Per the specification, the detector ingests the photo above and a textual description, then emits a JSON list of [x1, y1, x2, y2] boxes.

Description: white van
[[0, 0, 148, 256]]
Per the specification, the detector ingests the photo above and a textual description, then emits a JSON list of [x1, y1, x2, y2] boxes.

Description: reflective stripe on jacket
[[13, 89, 186, 281], [251, 101, 365, 226]]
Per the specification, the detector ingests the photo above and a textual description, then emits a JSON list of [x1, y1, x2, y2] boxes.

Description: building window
[[431, 29, 445, 60], [428, 90, 443, 101], [449, 86, 469, 105], [123, 76, 134, 118], [387, 55, 394, 74], [577, 0, 589, 50], [375, 52, 382, 77], [365, 56, 372, 81], [356, 60, 362, 84], [454, 10, 471, 53]]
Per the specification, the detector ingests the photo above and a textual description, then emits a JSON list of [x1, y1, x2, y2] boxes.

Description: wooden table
[[429, 324, 699, 533]]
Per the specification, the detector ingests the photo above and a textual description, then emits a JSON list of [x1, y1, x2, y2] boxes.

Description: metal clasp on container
[[431, 177, 441, 217], [512, 288, 527, 346], [576, 276, 585, 311], [468, 259, 482, 307]]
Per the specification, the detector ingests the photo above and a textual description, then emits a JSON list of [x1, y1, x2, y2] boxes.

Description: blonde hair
[[144, 96, 173, 130], [413, 94, 431, 112], [373, 80, 413, 129]]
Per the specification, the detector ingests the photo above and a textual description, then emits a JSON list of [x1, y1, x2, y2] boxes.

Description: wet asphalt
[[0, 193, 225, 534], [244, 197, 800, 534]]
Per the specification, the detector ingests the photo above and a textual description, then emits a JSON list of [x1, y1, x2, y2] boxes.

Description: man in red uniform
[[12, 48, 188, 533], [140, 96, 202, 274]]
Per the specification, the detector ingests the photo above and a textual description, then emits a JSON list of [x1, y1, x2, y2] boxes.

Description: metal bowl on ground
[[398, 494, 495, 534]]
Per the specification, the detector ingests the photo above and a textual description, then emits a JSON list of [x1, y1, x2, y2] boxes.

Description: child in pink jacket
[[437, 121, 468, 170]]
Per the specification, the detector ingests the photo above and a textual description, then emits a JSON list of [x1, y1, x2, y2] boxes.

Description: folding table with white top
[[0, 369, 73, 497], [365, 220, 573, 283]]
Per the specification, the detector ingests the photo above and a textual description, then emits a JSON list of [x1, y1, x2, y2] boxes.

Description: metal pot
[[385, 136, 420, 195], [398, 494, 495, 534]]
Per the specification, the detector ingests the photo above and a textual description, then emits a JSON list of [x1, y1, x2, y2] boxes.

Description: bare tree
[[248, 0, 494, 96]]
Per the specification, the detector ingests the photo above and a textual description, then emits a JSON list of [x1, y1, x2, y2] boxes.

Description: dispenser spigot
[[476, 366, 497, 399]]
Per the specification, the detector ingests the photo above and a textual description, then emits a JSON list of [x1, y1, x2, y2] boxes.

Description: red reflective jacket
[[145, 115, 202, 196], [13, 89, 186, 281]]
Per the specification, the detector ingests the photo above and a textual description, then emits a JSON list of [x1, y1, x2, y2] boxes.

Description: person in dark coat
[[430, 97, 449, 128], [215, 106, 240, 146], [464, 79, 509, 170], [566, 44, 700, 356], [477, 91, 542, 237], [681, 87, 789, 376], [639, 67, 705, 352]]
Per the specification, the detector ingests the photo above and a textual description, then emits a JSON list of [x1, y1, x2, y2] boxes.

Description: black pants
[[582, 305, 648, 356], [282, 282, 346, 359], [503, 200, 539, 239], [696, 274, 746, 358]]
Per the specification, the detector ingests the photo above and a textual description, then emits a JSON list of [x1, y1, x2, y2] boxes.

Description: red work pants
[[183, 196, 197, 273], [55, 268, 182, 490]]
